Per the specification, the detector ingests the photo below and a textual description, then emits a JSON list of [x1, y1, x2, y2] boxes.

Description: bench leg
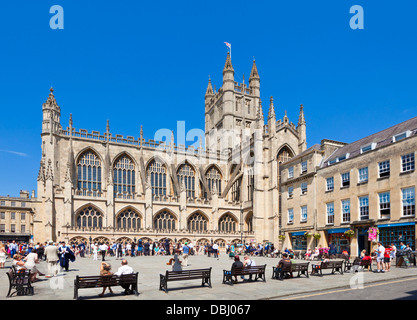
[[160, 276, 168, 293]]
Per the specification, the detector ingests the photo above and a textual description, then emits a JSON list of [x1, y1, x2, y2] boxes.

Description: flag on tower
[[224, 42, 231, 49]]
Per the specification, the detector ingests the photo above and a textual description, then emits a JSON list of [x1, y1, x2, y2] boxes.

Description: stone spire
[[268, 96, 276, 120], [283, 110, 289, 123], [249, 57, 260, 81], [298, 104, 306, 126], [223, 51, 234, 74], [205, 76, 214, 96]]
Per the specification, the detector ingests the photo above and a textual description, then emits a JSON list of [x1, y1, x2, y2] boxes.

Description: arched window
[[277, 146, 294, 164], [154, 210, 176, 230], [187, 212, 208, 232], [246, 212, 253, 232], [147, 160, 167, 197], [218, 214, 237, 233], [177, 163, 195, 198], [113, 155, 135, 199], [77, 151, 102, 197], [206, 166, 222, 197], [76, 206, 103, 229], [117, 208, 141, 230]]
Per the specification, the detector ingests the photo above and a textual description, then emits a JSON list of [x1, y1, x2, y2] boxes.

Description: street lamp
[[240, 201, 243, 245]]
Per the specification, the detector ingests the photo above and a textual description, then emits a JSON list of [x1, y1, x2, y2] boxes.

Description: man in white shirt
[[114, 259, 135, 294], [242, 255, 256, 281], [377, 242, 385, 273], [99, 243, 108, 262], [212, 242, 219, 259]]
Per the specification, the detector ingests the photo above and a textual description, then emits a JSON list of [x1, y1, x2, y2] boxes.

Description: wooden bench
[[6, 267, 34, 297], [223, 265, 266, 285], [272, 262, 310, 280], [159, 268, 212, 293], [73, 273, 139, 300], [311, 260, 344, 276]]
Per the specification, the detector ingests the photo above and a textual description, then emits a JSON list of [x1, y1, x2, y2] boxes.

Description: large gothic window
[[77, 151, 102, 196], [219, 214, 237, 233], [277, 146, 294, 164], [187, 212, 208, 232], [206, 166, 222, 197], [177, 163, 195, 198], [154, 210, 176, 230], [147, 160, 167, 198], [117, 208, 141, 230], [76, 206, 103, 229], [113, 155, 135, 199]]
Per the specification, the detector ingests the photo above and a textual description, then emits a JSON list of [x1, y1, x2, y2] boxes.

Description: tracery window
[[277, 147, 293, 164], [147, 160, 167, 198], [113, 155, 135, 199], [206, 166, 222, 197], [177, 163, 195, 198], [187, 212, 208, 232], [117, 208, 141, 230], [77, 151, 102, 196], [154, 210, 176, 230], [218, 214, 237, 233], [76, 206, 103, 229]]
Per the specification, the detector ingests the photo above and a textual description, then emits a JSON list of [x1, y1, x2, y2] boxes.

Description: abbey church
[[28, 52, 306, 247], [2, 52, 415, 256]]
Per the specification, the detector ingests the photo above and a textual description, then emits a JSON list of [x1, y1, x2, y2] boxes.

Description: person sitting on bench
[[276, 253, 292, 279]]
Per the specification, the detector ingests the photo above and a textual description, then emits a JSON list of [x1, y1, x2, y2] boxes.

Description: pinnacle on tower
[[268, 96, 276, 120], [298, 104, 306, 125], [223, 51, 234, 74], [205, 76, 214, 96], [249, 58, 260, 81]]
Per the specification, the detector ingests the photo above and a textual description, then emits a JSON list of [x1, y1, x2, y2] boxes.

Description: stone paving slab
[[1, 253, 416, 300]]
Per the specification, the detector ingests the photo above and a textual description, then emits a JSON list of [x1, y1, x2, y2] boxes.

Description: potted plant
[[304, 231, 313, 238], [344, 229, 355, 238], [313, 232, 321, 240], [278, 234, 286, 241]]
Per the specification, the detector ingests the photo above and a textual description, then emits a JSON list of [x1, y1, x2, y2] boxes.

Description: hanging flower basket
[[278, 235, 286, 241], [367, 227, 379, 242], [304, 232, 313, 238], [344, 229, 355, 238], [313, 232, 321, 240]]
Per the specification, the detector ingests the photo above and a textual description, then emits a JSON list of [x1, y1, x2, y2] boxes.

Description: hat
[[234, 255, 240, 261], [185, 242, 188, 245]]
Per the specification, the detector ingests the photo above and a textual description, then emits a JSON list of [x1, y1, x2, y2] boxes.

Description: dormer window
[[393, 131, 411, 142], [361, 143, 376, 154]]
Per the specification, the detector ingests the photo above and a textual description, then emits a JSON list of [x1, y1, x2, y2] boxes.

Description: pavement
[[1, 253, 417, 300]]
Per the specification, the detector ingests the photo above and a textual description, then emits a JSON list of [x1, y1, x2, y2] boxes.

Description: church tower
[[205, 53, 261, 153]]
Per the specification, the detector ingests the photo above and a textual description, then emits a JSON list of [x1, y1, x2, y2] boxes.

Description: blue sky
[[1, 0, 417, 196]]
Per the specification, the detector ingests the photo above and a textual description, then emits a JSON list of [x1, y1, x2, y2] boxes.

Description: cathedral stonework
[[31, 53, 307, 247]]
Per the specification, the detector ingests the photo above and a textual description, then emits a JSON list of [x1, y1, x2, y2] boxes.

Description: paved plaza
[[1, 253, 417, 300]]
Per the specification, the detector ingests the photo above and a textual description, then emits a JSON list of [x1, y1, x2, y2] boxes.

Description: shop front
[[290, 231, 307, 250], [377, 222, 415, 250], [327, 228, 350, 254]]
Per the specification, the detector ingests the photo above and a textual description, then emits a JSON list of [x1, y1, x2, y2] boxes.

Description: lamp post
[[89, 236, 92, 254], [240, 201, 243, 245]]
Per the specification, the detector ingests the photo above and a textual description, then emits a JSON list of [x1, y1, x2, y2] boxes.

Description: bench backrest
[[76, 273, 138, 288], [231, 265, 265, 275], [166, 268, 211, 280]]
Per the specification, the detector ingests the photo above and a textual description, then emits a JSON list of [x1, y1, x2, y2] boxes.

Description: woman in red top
[[384, 246, 392, 272]]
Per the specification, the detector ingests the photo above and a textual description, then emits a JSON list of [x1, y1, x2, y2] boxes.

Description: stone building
[[30, 53, 307, 247], [0, 190, 36, 243], [316, 117, 417, 256]]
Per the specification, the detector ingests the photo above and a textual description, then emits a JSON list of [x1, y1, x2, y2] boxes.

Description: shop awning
[[327, 228, 350, 234], [377, 222, 415, 228], [291, 231, 306, 236]]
